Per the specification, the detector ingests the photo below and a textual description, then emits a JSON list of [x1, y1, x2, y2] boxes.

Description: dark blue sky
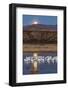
[[23, 15, 57, 26]]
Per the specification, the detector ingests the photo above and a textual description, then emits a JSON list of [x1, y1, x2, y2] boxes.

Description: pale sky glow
[[23, 15, 57, 26], [32, 21, 38, 25]]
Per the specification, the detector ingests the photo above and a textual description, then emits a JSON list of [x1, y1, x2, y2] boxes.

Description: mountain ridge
[[23, 24, 57, 31]]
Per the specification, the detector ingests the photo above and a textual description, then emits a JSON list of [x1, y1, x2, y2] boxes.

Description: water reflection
[[23, 52, 57, 75]]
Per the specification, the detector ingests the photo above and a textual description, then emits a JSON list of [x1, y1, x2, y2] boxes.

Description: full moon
[[32, 21, 38, 24]]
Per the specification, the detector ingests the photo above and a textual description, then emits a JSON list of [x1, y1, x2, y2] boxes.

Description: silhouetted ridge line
[[23, 24, 57, 31]]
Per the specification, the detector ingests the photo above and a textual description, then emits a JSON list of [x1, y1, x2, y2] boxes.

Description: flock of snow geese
[[24, 56, 57, 64]]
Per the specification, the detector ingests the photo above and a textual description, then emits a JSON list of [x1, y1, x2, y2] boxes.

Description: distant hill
[[23, 24, 57, 31]]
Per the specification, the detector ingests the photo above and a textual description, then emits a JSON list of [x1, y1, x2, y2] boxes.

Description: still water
[[23, 52, 57, 75]]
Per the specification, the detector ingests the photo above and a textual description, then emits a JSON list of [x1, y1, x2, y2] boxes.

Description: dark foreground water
[[23, 52, 57, 75]]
